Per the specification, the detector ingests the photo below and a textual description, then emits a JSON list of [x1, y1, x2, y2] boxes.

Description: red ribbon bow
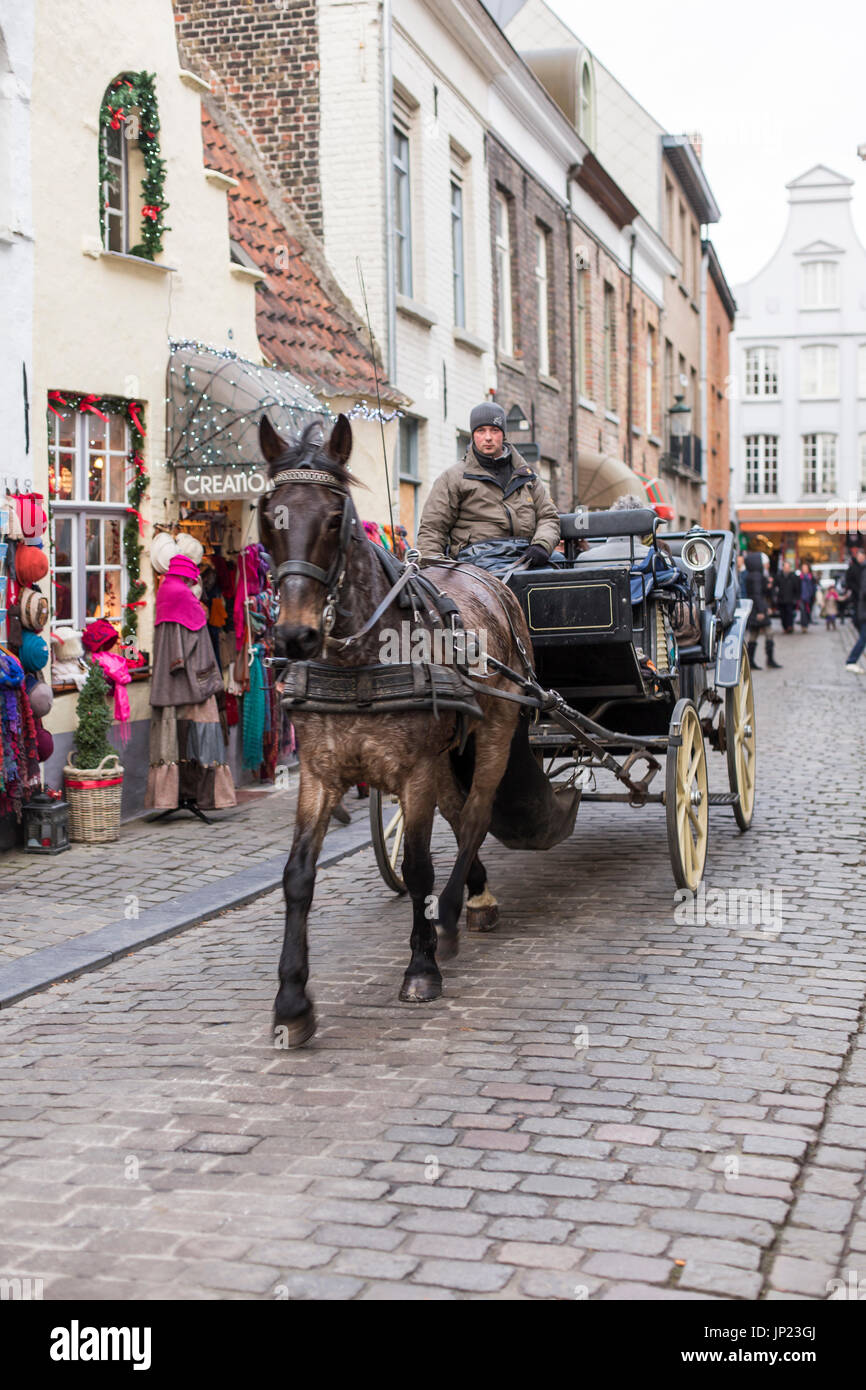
[[47, 390, 68, 419], [141, 205, 160, 222], [127, 506, 147, 536], [128, 404, 146, 438], [79, 393, 110, 422]]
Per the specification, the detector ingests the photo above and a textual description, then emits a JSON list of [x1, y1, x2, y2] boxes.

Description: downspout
[[567, 164, 582, 508], [382, 0, 398, 495], [699, 240, 709, 518], [626, 228, 636, 470]]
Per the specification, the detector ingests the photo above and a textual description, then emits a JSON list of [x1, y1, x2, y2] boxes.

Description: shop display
[[63, 659, 124, 844]]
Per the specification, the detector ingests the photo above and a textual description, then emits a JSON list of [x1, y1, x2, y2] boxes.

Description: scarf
[[93, 651, 132, 744], [242, 644, 265, 769], [155, 575, 207, 630]]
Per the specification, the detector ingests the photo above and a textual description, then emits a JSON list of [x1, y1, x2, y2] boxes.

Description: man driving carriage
[[415, 402, 560, 568]]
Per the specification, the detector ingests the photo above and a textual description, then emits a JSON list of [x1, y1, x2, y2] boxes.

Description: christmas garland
[[46, 392, 150, 643], [98, 72, 169, 260]]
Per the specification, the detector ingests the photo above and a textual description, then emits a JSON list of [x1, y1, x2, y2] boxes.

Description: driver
[[415, 402, 560, 567]]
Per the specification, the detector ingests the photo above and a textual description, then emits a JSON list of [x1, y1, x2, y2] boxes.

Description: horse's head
[[258, 413, 357, 660]]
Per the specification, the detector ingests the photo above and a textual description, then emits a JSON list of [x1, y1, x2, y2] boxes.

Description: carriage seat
[[574, 537, 651, 564], [560, 507, 658, 542]]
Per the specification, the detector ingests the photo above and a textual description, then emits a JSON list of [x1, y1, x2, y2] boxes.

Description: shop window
[[47, 406, 129, 631]]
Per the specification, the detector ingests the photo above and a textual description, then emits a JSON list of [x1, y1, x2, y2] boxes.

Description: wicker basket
[[63, 753, 124, 843]]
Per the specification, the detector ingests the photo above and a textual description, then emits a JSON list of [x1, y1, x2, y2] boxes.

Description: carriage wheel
[[725, 652, 756, 831], [369, 789, 407, 894], [665, 698, 708, 892]]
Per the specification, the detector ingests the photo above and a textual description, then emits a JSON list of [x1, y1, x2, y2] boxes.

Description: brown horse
[[258, 413, 534, 1045]]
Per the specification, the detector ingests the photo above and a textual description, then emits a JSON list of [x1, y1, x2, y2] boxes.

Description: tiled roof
[[202, 108, 403, 405]]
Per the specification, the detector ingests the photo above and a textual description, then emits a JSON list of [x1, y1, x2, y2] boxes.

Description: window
[[398, 416, 420, 539], [579, 60, 594, 145], [495, 191, 514, 356], [801, 260, 839, 309], [664, 178, 674, 247], [47, 405, 129, 632], [102, 118, 129, 253], [802, 434, 837, 494], [398, 415, 419, 479], [646, 325, 656, 435], [576, 267, 589, 397], [451, 178, 465, 328], [603, 282, 616, 411], [535, 225, 551, 377], [859, 344, 866, 396], [744, 435, 779, 496], [679, 204, 688, 289], [800, 344, 839, 397], [664, 338, 674, 408], [745, 346, 780, 397], [393, 124, 412, 296]]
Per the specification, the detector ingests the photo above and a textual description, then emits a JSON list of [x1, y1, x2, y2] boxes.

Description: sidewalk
[[0, 775, 372, 997]]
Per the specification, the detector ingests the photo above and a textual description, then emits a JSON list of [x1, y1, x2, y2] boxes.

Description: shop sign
[[176, 466, 268, 498]]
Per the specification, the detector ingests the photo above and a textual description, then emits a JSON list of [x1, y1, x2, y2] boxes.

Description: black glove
[[523, 544, 551, 569]]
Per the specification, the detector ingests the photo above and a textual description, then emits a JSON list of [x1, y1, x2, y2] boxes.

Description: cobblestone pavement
[[0, 624, 864, 1301], [0, 775, 367, 961]]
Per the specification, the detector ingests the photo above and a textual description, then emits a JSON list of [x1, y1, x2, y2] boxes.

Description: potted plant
[[63, 659, 124, 842]]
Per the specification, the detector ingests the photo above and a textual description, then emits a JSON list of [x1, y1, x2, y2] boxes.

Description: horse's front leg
[[274, 766, 342, 1045], [398, 765, 441, 1004]]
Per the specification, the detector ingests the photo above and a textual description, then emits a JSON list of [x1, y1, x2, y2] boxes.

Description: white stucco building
[[731, 165, 866, 563]]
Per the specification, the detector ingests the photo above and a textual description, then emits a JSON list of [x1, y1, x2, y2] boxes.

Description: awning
[[166, 341, 329, 492], [578, 450, 656, 509]]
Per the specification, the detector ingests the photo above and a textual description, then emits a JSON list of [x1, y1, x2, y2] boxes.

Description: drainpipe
[[626, 228, 636, 470], [700, 240, 709, 518], [567, 164, 582, 508], [382, 0, 398, 496]]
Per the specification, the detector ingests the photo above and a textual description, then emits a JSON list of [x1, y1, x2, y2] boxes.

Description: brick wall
[[705, 270, 732, 529], [172, 0, 323, 236]]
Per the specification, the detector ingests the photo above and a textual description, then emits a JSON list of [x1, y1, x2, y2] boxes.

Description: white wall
[[0, 2, 35, 501], [731, 166, 866, 507]]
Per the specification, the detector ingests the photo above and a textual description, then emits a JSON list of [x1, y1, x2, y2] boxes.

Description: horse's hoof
[[435, 926, 459, 961], [399, 974, 442, 1003], [272, 1007, 317, 1049], [466, 904, 499, 933]]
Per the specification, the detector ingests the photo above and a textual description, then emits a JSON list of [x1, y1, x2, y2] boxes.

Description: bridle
[[266, 467, 358, 638]]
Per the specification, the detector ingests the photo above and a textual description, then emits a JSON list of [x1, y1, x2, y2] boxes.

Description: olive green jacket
[[415, 447, 561, 559]]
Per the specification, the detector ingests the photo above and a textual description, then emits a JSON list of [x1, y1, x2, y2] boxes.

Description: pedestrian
[[822, 584, 839, 631], [736, 553, 748, 599], [774, 560, 801, 634], [842, 545, 866, 673], [744, 551, 781, 669], [798, 561, 817, 629]]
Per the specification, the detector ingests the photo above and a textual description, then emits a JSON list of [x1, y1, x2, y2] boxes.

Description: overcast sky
[[547, 0, 866, 289]]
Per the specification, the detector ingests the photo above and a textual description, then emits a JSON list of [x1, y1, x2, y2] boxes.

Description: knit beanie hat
[[469, 402, 506, 436]]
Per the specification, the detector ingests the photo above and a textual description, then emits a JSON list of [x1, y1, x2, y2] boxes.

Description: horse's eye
[[327, 513, 342, 530]]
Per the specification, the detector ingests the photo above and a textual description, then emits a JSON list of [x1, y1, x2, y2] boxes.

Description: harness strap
[[336, 563, 419, 648]]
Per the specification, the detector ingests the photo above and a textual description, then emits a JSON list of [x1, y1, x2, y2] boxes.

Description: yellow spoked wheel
[[369, 789, 407, 894], [665, 698, 709, 891], [725, 652, 756, 831]]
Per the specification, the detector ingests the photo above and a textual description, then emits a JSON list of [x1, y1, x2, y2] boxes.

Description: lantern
[[23, 792, 71, 855]]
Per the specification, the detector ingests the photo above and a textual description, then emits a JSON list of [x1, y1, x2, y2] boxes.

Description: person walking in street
[[798, 561, 817, 629], [822, 584, 839, 631], [744, 551, 781, 669], [736, 553, 748, 599], [842, 544, 866, 672], [774, 560, 801, 635], [415, 402, 560, 566]]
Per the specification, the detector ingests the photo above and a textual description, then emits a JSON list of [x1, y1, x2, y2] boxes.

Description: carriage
[[370, 506, 756, 896]]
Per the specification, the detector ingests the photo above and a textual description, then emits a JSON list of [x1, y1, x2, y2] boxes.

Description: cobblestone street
[[1, 625, 865, 1301]]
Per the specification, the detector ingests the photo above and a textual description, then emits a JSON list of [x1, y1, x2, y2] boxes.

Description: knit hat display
[[20, 630, 49, 673], [151, 531, 180, 575], [51, 628, 84, 661], [469, 402, 506, 436], [19, 587, 50, 632], [167, 553, 200, 583], [175, 531, 205, 566], [15, 544, 50, 585], [81, 619, 120, 653], [26, 679, 54, 719], [35, 723, 54, 763]]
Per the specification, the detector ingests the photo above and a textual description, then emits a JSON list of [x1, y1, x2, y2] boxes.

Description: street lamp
[[506, 404, 530, 433], [669, 393, 691, 445]]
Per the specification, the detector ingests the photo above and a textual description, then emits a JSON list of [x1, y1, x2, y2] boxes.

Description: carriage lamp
[[23, 791, 71, 855], [681, 533, 716, 574], [668, 394, 691, 452]]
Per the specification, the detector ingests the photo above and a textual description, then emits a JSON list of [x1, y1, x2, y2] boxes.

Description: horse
[[258, 413, 535, 1046]]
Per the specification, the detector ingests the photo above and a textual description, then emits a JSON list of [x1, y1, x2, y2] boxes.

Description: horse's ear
[[327, 414, 352, 465], [259, 415, 285, 467]]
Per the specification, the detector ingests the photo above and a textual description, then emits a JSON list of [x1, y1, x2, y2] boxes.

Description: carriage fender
[[715, 601, 753, 688]]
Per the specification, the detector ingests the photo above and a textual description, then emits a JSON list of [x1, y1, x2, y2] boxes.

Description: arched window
[[579, 59, 594, 147], [99, 72, 168, 260]]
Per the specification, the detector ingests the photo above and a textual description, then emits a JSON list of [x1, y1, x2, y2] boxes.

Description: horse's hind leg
[[436, 767, 497, 949], [274, 767, 341, 1045], [398, 766, 441, 1004], [436, 722, 513, 943]]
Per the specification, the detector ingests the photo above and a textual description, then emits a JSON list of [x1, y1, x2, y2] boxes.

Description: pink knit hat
[[166, 554, 200, 582]]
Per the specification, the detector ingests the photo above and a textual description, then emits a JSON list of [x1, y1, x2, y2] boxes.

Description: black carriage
[[370, 506, 756, 895]]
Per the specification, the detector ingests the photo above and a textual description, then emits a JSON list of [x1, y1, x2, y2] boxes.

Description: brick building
[[703, 240, 735, 530]]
